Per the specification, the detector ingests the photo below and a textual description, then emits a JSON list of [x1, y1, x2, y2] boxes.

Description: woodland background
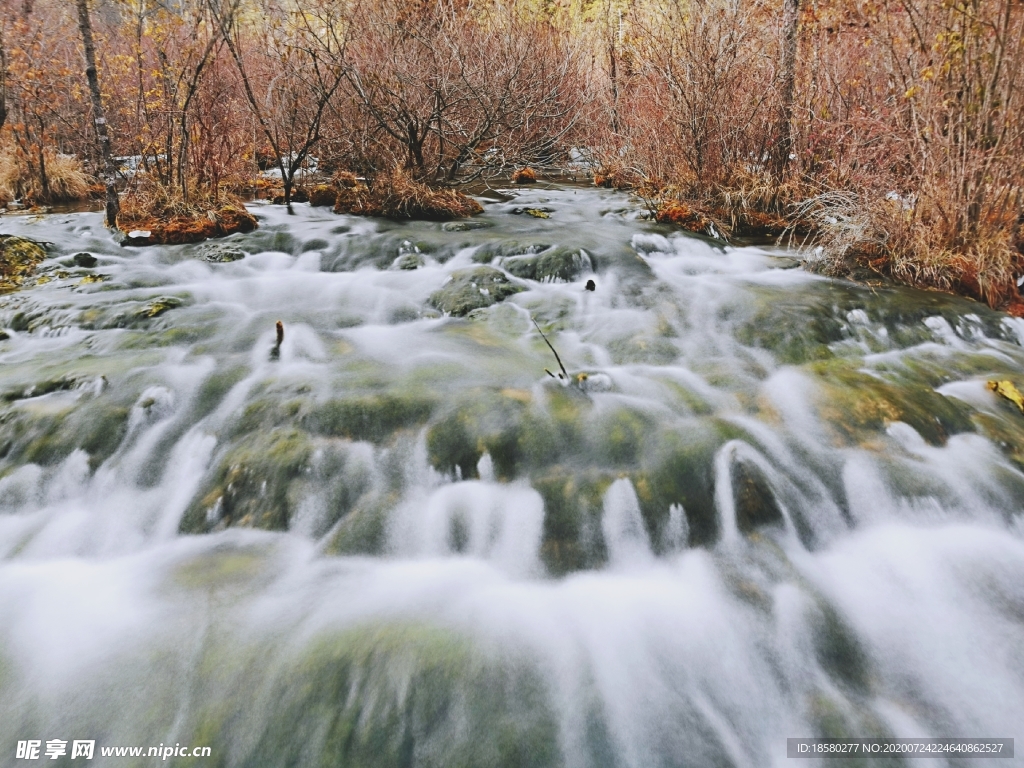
[[0, 0, 1022, 308]]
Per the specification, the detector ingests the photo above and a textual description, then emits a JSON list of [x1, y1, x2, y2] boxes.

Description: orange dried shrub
[[512, 167, 537, 184], [593, 167, 641, 190], [334, 171, 360, 189], [117, 179, 257, 244], [308, 185, 338, 207], [655, 201, 717, 236], [334, 168, 482, 221]]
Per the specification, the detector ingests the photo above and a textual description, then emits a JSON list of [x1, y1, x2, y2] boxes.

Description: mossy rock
[[237, 622, 559, 768], [429, 267, 525, 317], [633, 421, 750, 547], [533, 467, 616, 573], [471, 240, 551, 264], [302, 394, 435, 443], [808, 358, 975, 447], [425, 387, 587, 482], [0, 235, 48, 293], [136, 296, 184, 320], [324, 491, 399, 555], [735, 296, 846, 364], [180, 428, 313, 533], [501, 246, 592, 283], [1, 399, 131, 472], [585, 406, 653, 466], [199, 242, 246, 263]]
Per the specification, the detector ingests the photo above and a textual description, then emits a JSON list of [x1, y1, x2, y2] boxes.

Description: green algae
[[429, 267, 526, 316]]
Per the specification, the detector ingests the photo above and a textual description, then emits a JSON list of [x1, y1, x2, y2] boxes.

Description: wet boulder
[[199, 242, 246, 262], [730, 458, 785, 534], [180, 428, 314, 533], [471, 240, 551, 264], [429, 267, 525, 317], [0, 235, 48, 292], [500, 246, 592, 283]]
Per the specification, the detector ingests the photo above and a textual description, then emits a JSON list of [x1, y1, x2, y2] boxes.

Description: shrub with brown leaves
[[334, 169, 482, 221]]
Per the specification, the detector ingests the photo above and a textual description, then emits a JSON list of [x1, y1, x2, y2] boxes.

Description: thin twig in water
[[532, 316, 568, 380]]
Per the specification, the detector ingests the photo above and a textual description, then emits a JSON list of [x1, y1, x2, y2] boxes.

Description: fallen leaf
[[987, 380, 1024, 414]]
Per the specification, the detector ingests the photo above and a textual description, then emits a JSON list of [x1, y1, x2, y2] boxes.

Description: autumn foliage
[[0, 0, 1021, 309]]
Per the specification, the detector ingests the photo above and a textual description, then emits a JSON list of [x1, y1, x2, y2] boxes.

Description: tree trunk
[[773, 0, 800, 182], [0, 26, 7, 131], [75, 0, 119, 227]]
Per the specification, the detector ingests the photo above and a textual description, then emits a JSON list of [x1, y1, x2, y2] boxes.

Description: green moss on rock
[[303, 394, 434, 443], [808, 358, 975, 447], [0, 235, 48, 293], [501, 246, 592, 283], [180, 428, 313, 533], [243, 622, 559, 768], [1, 399, 131, 472], [429, 267, 525, 317]]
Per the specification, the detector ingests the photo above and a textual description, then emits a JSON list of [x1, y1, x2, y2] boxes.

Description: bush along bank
[[330, 169, 482, 222], [115, 180, 257, 246]]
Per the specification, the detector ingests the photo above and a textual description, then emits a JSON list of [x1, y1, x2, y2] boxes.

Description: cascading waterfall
[[1, 186, 1023, 766]]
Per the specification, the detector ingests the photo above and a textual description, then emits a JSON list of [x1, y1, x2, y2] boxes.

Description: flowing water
[[1, 187, 1023, 767]]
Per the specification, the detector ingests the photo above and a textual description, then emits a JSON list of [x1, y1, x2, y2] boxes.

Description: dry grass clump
[[512, 167, 537, 184], [307, 185, 338, 207], [117, 178, 257, 244], [333, 168, 482, 221], [594, 166, 643, 190], [0, 149, 95, 204], [643, 167, 803, 241], [654, 201, 721, 238], [802, 190, 1024, 313]]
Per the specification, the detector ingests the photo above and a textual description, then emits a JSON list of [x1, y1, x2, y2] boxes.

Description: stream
[[1, 186, 1022, 767]]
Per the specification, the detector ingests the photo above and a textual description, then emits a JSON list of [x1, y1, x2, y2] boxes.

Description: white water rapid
[[0, 186, 1022, 767]]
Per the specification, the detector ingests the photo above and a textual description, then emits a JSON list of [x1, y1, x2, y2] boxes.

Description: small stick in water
[[532, 316, 568, 380], [270, 320, 284, 360]]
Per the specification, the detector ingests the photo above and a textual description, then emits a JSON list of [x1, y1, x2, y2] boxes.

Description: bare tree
[[211, 0, 349, 206], [773, 0, 800, 180], [74, 0, 118, 225], [343, 0, 584, 182], [629, 0, 775, 187], [0, 13, 8, 131]]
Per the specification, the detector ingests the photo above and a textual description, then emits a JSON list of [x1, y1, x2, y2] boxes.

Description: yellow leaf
[[987, 380, 1024, 414]]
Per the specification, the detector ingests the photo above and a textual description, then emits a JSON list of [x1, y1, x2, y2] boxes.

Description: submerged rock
[[72, 252, 98, 268], [471, 240, 551, 264], [429, 266, 525, 316], [180, 428, 314, 533], [501, 245, 592, 283], [238, 623, 559, 768], [198, 242, 246, 263], [809, 358, 975, 447], [136, 297, 183, 320], [0, 235, 48, 293]]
